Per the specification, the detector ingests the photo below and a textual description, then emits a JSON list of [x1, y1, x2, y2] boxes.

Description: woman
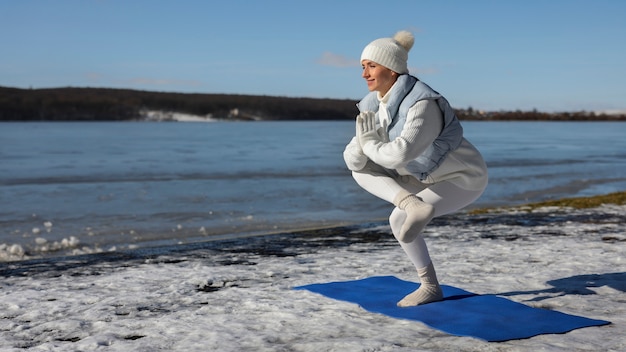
[[343, 31, 488, 307]]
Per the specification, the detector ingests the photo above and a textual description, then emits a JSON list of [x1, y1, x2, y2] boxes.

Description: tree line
[[1, 86, 624, 121]]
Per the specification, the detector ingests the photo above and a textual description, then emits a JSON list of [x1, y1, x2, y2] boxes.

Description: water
[[1, 121, 625, 257]]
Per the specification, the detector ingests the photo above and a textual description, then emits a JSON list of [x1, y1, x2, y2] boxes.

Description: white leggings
[[352, 162, 484, 269]]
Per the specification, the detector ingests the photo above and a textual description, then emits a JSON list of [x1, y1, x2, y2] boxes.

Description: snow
[[140, 110, 219, 122], [0, 205, 624, 351]]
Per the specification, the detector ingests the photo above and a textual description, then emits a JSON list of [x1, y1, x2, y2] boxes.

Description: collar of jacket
[[356, 74, 418, 127]]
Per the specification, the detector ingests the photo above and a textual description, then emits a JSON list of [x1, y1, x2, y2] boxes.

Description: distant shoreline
[[2, 86, 625, 122]]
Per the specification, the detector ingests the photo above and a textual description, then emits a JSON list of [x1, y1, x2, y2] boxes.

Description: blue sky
[[2, 0, 625, 112]]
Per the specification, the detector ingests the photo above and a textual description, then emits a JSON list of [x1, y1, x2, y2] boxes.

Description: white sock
[[397, 262, 443, 307], [393, 191, 435, 242]]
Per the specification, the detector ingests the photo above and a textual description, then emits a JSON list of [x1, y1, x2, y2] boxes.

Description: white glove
[[356, 111, 380, 147], [343, 136, 368, 171]]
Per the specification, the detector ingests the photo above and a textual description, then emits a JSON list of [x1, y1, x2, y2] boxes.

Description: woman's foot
[[397, 262, 444, 307], [397, 283, 443, 307], [393, 191, 434, 242]]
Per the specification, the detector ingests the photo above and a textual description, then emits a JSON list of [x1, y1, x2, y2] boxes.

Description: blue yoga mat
[[294, 276, 610, 342]]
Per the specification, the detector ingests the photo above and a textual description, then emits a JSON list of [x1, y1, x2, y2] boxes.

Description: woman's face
[[361, 60, 397, 96]]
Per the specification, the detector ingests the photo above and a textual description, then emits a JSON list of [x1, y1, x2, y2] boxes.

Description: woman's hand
[[356, 111, 380, 147]]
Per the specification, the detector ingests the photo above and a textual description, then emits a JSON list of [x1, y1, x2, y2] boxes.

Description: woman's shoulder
[[406, 99, 442, 119]]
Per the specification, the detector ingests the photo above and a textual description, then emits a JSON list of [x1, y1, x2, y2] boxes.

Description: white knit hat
[[360, 31, 414, 74]]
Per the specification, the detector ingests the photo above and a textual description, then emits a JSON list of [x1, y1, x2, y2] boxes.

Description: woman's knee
[[350, 170, 369, 190]]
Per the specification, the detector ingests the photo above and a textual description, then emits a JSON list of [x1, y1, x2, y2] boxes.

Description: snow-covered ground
[[140, 110, 219, 122], [0, 205, 624, 351]]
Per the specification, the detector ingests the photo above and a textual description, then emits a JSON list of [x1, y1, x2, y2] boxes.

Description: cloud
[[412, 66, 440, 75], [84, 72, 103, 83], [315, 51, 438, 76], [316, 52, 360, 68]]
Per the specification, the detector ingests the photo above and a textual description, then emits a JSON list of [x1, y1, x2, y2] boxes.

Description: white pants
[[352, 161, 485, 269]]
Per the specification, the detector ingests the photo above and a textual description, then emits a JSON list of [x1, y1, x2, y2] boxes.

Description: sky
[[1, 0, 625, 112]]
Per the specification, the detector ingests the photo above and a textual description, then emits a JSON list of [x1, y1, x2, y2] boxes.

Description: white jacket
[[343, 97, 488, 191]]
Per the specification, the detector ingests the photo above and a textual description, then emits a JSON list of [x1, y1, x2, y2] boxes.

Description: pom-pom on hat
[[360, 30, 414, 74]]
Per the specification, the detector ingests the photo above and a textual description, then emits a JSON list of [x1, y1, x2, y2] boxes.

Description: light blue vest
[[357, 75, 463, 180]]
